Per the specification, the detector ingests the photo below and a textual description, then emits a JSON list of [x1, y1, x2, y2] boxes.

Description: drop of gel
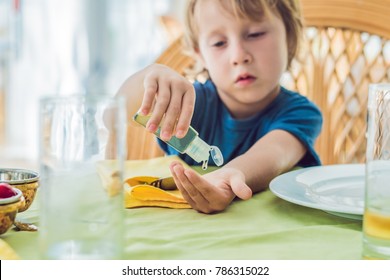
[[201, 160, 209, 170]]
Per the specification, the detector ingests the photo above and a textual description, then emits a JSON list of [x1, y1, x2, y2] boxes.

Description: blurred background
[[0, 0, 185, 168]]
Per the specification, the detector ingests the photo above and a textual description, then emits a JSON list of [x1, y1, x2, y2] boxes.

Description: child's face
[[195, 0, 288, 118]]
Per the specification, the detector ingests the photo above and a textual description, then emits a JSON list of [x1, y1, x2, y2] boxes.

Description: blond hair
[[184, 0, 302, 68]]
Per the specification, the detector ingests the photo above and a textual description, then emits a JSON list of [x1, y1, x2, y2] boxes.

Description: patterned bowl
[[0, 187, 25, 235], [0, 169, 39, 212]]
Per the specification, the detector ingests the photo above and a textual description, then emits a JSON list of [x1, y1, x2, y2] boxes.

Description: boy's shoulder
[[280, 86, 305, 99], [278, 86, 316, 106], [269, 86, 321, 118]]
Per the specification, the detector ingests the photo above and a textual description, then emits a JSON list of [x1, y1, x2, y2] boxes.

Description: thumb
[[230, 174, 252, 200]]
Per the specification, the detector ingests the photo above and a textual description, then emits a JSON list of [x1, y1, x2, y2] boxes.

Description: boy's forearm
[[224, 130, 306, 193], [224, 153, 279, 193]]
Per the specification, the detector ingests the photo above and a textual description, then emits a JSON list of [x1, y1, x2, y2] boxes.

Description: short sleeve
[[268, 92, 323, 166]]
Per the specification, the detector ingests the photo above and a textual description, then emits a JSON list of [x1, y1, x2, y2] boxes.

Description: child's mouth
[[235, 75, 256, 85]]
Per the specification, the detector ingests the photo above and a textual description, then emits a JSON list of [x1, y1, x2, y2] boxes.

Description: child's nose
[[231, 42, 252, 65]]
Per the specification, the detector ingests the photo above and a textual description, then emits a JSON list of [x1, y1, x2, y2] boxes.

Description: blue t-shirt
[[158, 79, 323, 167]]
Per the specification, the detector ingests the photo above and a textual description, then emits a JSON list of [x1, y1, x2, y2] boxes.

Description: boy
[[117, 0, 322, 213]]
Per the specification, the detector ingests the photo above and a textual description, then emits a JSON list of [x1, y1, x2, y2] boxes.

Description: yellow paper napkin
[[125, 185, 190, 209], [97, 156, 191, 209]]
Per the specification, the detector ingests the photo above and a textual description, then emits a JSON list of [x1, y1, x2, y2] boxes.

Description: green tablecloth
[[3, 188, 362, 260]]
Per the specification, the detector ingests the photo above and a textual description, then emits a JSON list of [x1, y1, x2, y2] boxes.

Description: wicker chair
[[127, 0, 390, 164]]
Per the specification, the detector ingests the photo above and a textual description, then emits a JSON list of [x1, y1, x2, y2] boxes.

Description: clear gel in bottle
[[133, 113, 224, 170]]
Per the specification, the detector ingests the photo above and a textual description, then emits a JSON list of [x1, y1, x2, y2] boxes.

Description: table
[[3, 188, 363, 260]]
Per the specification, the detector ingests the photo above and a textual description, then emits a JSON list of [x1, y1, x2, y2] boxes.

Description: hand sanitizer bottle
[[133, 113, 223, 170]]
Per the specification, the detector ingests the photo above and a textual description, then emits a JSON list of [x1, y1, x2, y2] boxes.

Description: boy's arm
[[224, 129, 306, 193], [170, 129, 306, 214]]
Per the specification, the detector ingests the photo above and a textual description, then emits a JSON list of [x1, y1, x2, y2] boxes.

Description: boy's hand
[[169, 161, 252, 214], [140, 64, 195, 141]]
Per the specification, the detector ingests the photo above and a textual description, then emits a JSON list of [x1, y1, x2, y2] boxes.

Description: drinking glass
[[363, 83, 390, 259], [38, 94, 126, 259]]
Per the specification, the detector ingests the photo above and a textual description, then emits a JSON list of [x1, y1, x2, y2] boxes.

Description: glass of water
[[38, 94, 126, 259]]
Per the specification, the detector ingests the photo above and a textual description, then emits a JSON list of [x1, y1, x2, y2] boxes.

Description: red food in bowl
[[0, 183, 18, 199]]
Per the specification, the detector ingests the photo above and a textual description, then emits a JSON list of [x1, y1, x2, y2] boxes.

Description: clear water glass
[[38, 94, 126, 259]]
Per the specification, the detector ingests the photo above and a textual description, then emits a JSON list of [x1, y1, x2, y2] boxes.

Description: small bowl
[[0, 188, 25, 235], [0, 169, 39, 212]]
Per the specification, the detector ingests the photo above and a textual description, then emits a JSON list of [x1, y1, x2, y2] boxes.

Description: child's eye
[[248, 32, 265, 38], [212, 41, 226, 47]]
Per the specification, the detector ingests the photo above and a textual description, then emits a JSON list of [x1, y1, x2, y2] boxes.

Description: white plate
[[269, 164, 365, 220]]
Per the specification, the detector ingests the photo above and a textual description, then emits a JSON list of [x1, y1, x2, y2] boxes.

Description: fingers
[[142, 74, 170, 134], [157, 82, 194, 141], [175, 88, 195, 138], [169, 162, 207, 208], [230, 174, 252, 200], [181, 169, 229, 214], [140, 68, 195, 141], [140, 77, 158, 116], [159, 85, 185, 141], [170, 161, 229, 214]]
